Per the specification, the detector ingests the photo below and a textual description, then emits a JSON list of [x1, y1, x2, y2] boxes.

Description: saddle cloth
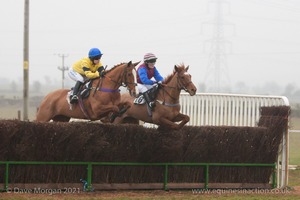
[[133, 95, 146, 105], [133, 84, 160, 105]]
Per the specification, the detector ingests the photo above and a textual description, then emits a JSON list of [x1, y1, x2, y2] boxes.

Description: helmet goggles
[[146, 59, 157, 63], [91, 55, 102, 60]]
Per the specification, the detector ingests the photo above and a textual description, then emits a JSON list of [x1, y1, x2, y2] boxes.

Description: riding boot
[[70, 81, 82, 104], [142, 91, 155, 110]]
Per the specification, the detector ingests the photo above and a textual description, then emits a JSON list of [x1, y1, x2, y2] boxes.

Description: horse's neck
[[158, 76, 181, 103], [100, 67, 123, 89]]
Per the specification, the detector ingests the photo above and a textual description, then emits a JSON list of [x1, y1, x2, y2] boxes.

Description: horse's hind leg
[[36, 110, 54, 122], [122, 117, 139, 124], [52, 115, 70, 122]]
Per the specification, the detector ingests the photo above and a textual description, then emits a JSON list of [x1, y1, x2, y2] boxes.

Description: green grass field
[[290, 117, 300, 130], [289, 117, 300, 165], [289, 132, 300, 165]]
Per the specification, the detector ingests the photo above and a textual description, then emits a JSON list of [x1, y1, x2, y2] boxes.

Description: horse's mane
[[163, 63, 186, 84], [105, 63, 126, 73]]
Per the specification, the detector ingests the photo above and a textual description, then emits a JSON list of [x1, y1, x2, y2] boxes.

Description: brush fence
[[144, 93, 289, 188]]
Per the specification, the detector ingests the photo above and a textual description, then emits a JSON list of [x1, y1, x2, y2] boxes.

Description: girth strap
[[78, 95, 91, 120], [157, 100, 180, 107]]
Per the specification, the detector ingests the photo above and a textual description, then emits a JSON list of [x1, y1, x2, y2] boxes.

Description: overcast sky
[[1, 0, 300, 93]]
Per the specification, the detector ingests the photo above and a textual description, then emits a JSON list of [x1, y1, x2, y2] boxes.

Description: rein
[[102, 67, 135, 89], [93, 65, 107, 97], [161, 86, 179, 102], [159, 73, 192, 106], [160, 74, 185, 101], [93, 64, 136, 94]]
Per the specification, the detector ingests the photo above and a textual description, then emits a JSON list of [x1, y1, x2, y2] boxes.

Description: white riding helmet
[[143, 53, 157, 62]]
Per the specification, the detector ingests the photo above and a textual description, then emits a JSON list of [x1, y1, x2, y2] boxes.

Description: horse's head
[[121, 61, 140, 97], [99, 61, 140, 97], [174, 64, 197, 96]]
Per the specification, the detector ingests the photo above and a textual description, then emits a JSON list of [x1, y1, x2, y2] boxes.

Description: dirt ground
[[1, 186, 299, 199]]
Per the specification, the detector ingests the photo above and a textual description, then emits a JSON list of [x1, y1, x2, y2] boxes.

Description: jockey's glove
[[100, 71, 106, 77]]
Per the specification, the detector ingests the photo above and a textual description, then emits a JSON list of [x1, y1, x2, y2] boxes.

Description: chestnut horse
[[112, 64, 197, 130], [36, 61, 140, 122]]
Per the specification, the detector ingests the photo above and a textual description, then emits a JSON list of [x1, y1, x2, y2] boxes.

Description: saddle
[[67, 80, 93, 103], [133, 84, 159, 105], [78, 81, 93, 99]]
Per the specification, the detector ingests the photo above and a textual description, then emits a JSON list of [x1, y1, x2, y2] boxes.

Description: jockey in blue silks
[[136, 53, 164, 110]]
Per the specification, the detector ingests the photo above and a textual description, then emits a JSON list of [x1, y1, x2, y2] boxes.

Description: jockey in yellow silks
[[68, 48, 105, 104]]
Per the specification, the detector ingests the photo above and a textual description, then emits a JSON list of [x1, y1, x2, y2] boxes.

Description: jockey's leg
[[70, 81, 82, 104], [142, 91, 155, 110], [68, 68, 85, 104], [137, 83, 155, 110]]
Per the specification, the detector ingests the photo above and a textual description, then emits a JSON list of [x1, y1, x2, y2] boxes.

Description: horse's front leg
[[118, 101, 132, 114], [93, 104, 120, 119], [156, 113, 190, 130], [158, 117, 182, 130], [109, 101, 132, 123], [172, 113, 190, 129]]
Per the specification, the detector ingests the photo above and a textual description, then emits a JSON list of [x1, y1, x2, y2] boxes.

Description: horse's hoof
[[110, 114, 117, 123]]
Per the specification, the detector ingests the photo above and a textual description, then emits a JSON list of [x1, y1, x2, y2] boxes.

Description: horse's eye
[[128, 74, 132, 76]]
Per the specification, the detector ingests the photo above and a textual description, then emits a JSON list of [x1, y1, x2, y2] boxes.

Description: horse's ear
[[127, 61, 132, 66], [186, 65, 189, 71], [133, 61, 141, 67], [174, 65, 178, 72]]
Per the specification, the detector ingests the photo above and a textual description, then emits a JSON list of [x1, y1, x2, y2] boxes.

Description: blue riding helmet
[[88, 48, 102, 58]]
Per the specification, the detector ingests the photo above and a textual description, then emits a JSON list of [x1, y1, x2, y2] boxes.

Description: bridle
[[107, 66, 136, 91], [161, 72, 192, 104], [176, 73, 193, 93], [93, 64, 136, 96]]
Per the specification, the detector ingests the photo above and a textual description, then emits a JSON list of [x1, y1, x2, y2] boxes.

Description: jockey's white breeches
[[137, 83, 155, 93], [68, 68, 86, 83]]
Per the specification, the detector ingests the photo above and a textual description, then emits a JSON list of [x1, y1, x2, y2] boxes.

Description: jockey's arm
[[154, 68, 164, 82], [83, 67, 100, 79], [97, 66, 104, 72], [138, 68, 155, 85], [97, 66, 106, 76]]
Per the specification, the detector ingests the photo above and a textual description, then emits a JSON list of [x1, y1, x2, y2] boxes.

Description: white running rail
[[180, 93, 289, 127]]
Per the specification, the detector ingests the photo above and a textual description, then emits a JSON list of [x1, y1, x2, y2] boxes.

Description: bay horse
[[112, 64, 197, 130], [36, 61, 140, 122]]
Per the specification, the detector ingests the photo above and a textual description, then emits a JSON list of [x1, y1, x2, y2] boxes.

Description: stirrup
[[149, 102, 155, 110], [70, 95, 78, 104]]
